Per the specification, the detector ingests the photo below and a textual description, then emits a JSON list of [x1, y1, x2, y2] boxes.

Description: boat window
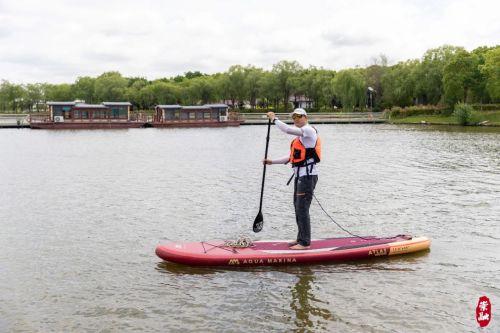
[[53, 107, 63, 117], [165, 110, 174, 120]]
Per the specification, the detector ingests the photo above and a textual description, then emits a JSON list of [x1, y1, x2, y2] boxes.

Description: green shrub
[[453, 103, 474, 125], [470, 103, 500, 111], [382, 110, 391, 119], [388, 106, 403, 118], [387, 105, 447, 119], [439, 108, 454, 116]]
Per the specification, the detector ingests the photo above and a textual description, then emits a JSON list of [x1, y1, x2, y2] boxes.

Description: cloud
[[83, 51, 131, 63], [0, 0, 499, 83], [0, 53, 73, 71], [99, 29, 149, 38], [322, 32, 381, 47], [0, 14, 13, 39], [0, 28, 11, 39]]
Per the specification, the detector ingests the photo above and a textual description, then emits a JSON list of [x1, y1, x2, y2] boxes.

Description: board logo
[[389, 245, 410, 255], [228, 259, 240, 265], [368, 248, 387, 256], [476, 296, 491, 327]]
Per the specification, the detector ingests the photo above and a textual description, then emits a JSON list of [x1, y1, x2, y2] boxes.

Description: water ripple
[[0, 125, 499, 332]]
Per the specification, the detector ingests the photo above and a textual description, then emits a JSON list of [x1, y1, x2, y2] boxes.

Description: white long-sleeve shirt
[[271, 119, 319, 177]]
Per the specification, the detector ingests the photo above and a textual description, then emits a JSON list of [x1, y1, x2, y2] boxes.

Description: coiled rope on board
[[223, 235, 254, 248]]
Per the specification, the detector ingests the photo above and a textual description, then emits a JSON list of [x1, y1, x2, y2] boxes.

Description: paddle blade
[[253, 211, 263, 233]]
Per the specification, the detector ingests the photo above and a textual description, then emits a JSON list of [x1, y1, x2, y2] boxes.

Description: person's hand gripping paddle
[[253, 118, 271, 233]]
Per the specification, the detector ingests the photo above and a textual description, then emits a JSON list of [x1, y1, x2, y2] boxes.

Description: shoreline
[[1, 111, 500, 128], [388, 111, 500, 127]]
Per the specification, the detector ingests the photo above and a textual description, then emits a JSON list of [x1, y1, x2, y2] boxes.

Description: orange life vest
[[289, 130, 322, 167]]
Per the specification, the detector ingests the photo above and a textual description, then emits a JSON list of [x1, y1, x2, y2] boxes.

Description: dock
[[1, 111, 387, 129], [0, 115, 30, 128], [240, 112, 386, 125]]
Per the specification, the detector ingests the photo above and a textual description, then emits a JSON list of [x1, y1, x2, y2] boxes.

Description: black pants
[[293, 175, 318, 246]]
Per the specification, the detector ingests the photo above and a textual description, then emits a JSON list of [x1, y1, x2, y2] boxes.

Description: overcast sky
[[0, 0, 498, 83]]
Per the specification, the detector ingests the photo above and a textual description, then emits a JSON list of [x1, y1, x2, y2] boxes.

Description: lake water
[[0, 124, 499, 332]]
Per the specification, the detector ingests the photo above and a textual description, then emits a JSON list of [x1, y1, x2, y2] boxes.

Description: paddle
[[253, 118, 272, 233]]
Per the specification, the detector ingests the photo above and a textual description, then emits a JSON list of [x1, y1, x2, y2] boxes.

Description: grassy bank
[[389, 110, 500, 126]]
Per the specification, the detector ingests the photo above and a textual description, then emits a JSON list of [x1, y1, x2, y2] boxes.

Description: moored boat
[[29, 101, 147, 129], [150, 104, 241, 128]]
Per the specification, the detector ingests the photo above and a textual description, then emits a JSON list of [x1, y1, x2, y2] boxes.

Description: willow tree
[[21, 83, 44, 112], [298, 67, 336, 110], [416, 45, 465, 104], [0, 80, 24, 112], [44, 83, 74, 103], [363, 55, 388, 108], [332, 69, 366, 111], [94, 71, 128, 102], [272, 60, 303, 111], [260, 71, 280, 110], [443, 50, 481, 105], [136, 81, 179, 108], [219, 65, 247, 107], [151, 81, 179, 105], [380, 60, 418, 108], [244, 66, 264, 109], [469, 46, 491, 104], [482, 47, 500, 102], [73, 76, 96, 104], [125, 78, 150, 109], [185, 76, 217, 105]]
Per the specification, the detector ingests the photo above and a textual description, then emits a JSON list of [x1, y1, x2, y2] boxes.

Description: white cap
[[291, 108, 307, 116]]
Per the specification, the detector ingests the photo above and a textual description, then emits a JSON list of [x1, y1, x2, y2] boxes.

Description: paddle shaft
[[258, 119, 271, 212]]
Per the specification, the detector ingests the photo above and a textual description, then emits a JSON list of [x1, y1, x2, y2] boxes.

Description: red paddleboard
[[155, 235, 430, 266]]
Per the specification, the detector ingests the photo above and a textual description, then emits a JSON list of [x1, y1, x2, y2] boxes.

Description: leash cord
[[224, 235, 254, 248], [312, 193, 373, 240]]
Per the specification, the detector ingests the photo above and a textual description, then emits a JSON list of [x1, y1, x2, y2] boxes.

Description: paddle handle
[[258, 119, 271, 212]]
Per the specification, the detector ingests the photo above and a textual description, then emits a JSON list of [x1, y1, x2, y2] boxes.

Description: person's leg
[[291, 177, 299, 246], [293, 175, 318, 247]]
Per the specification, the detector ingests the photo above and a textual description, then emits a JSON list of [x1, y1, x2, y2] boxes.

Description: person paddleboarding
[[263, 108, 321, 250]]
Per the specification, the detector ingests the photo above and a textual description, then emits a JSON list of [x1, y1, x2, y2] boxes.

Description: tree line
[[0, 44, 498, 113]]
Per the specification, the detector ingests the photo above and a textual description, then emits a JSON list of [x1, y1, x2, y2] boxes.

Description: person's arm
[[266, 111, 303, 136], [274, 119, 303, 136], [263, 154, 289, 165], [272, 155, 289, 164]]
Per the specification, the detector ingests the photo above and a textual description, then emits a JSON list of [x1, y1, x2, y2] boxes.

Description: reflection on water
[[407, 124, 500, 133], [290, 266, 332, 332], [156, 262, 221, 276], [0, 125, 499, 332], [156, 262, 334, 332], [154, 249, 432, 332]]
